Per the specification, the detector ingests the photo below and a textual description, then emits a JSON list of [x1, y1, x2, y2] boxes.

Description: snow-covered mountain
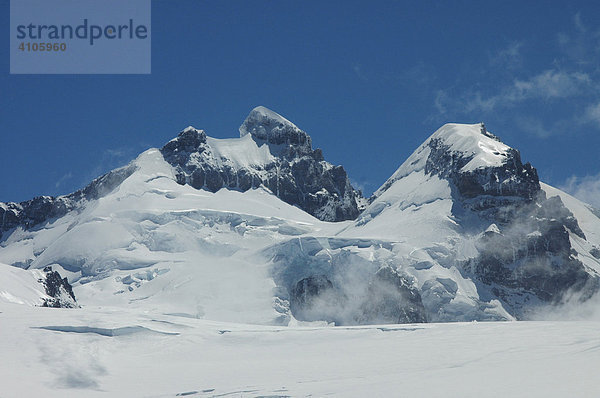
[[340, 123, 600, 320], [1, 109, 600, 324]]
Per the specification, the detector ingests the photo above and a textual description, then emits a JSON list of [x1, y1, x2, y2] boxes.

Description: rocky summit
[[161, 106, 364, 222]]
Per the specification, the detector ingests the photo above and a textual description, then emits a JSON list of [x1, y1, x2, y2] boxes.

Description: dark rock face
[[0, 164, 135, 238], [160, 108, 364, 222], [471, 194, 593, 306], [357, 267, 427, 324], [39, 266, 78, 308], [425, 131, 539, 204], [240, 106, 314, 157]]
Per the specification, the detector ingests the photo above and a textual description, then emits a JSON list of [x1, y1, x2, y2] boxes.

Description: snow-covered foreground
[[1, 302, 599, 397]]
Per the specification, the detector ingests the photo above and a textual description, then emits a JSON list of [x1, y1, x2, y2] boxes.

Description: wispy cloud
[[489, 41, 524, 70], [557, 12, 600, 66], [559, 173, 600, 208], [350, 178, 378, 197], [82, 147, 137, 188], [584, 102, 600, 127], [434, 90, 448, 115], [54, 172, 73, 189], [513, 70, 591, 100], [432, 13, 600, 139], [395, 62, 436, 86], [460, 70, 592, 113], [435, 69, 592, 120], [531, 288, 600, 321]]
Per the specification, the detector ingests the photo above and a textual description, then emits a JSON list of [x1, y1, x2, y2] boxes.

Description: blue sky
[[2, 0, 600, 205]]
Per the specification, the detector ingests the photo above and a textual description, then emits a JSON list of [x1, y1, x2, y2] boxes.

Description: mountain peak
[[427, 123, 511, 173], [162, 126, 207, 156], [155, 107, 363, 221], [239, 106, 307, 144], [372, 122, 538, 202], [241, 106, 297, 134]]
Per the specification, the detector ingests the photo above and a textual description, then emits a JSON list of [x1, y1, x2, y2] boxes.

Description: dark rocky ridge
[[160, 107, 364, 222], [470, 194, 595, 307], [0, 164, 136, 239], [427, 140, 539, 203]]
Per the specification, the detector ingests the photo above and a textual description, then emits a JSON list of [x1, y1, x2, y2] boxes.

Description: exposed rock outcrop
[[39, 266, 78, 308]]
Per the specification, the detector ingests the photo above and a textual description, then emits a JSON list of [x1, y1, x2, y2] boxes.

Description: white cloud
[[464, 70, 591, 112], [516, 70, 590, 99], [556, 12, 600, 65], [584, 102, 600, 126], [489, 41, 523, 70], [559, 173, 600, 208], [54, 172, 73, 189], [434, 90, 448, 115]]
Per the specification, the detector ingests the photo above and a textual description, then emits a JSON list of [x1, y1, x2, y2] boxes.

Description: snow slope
[[0, 301, 599, 397], [0, 148, 345, 324], [0, 262, 49, 306]]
